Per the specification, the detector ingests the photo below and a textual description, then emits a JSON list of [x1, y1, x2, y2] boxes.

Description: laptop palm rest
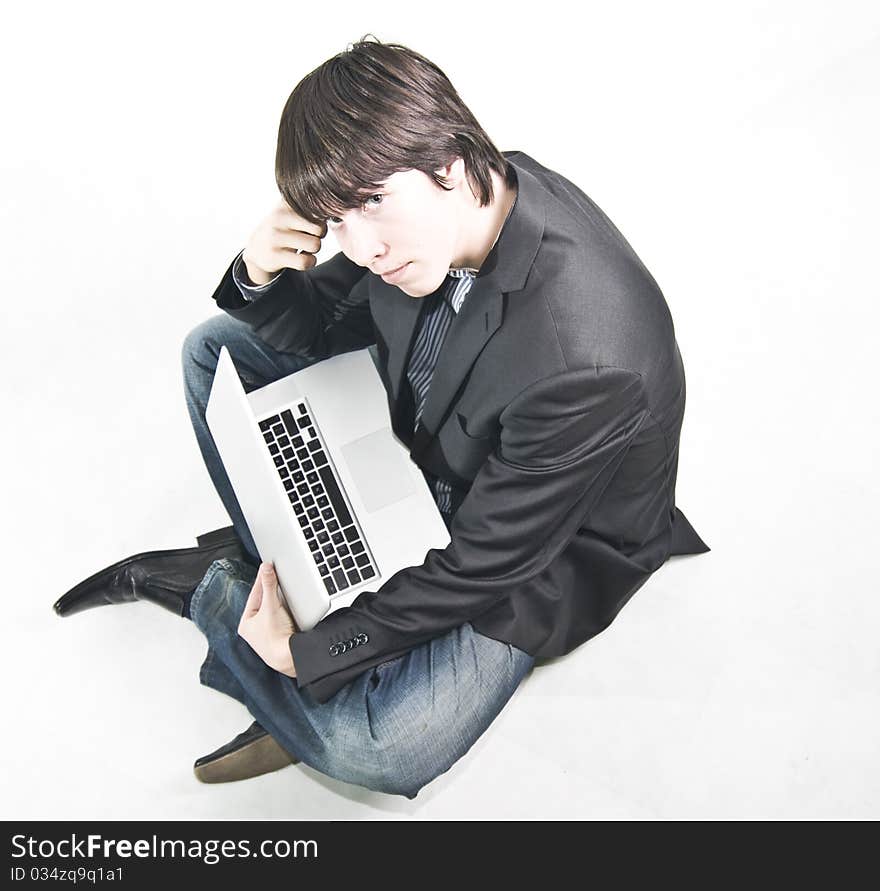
[[341, 429, 417, 513]]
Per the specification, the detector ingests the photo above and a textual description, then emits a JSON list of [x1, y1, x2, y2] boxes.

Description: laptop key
[[313, 450, 327, 466], [341, 556, 354, 570], [281, 410, 298, 437], [347, 569, 360, 585], [332, 568, 349, 590], [360, 566, 375, 579], [355, 553, 370, 567], [350, 540, 365, 554], [317, 467, 353, 527], [343, 526, 359, 542], [323, 577, 336, 595]]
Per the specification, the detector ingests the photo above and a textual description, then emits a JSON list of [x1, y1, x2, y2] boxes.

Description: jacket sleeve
[[210, 248, 374, 359], [231, 249, 283, 302], [289, 364, 650, 702]]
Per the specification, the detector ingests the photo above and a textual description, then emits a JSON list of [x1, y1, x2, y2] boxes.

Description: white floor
[[2, 2, 878, 819]]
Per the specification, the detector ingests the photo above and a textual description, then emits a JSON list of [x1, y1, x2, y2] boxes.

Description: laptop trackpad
[[340, 428, 416, 514]]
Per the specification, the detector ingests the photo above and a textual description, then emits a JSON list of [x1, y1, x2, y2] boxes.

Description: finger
[[241, 571, 264, 618], [273, 228, 323, 254], [270, 247, 318, 271], [275, 205, 326, 239], [257, 563, 278, 610]]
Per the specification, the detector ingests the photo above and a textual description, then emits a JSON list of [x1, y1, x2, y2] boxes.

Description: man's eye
[[327, 194, 382, 227]]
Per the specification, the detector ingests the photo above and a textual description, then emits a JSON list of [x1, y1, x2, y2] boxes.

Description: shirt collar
[[441, 267, 476, 315]]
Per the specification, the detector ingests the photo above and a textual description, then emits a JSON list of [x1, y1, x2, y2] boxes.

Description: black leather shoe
[[53, 526, 252, 618], [193, 721, 299, 784]]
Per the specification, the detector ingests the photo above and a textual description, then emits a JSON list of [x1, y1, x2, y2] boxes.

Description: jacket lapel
[[410, 280, 504, 460]]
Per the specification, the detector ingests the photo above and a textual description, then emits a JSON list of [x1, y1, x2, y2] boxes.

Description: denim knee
[[308, 694, 437, 799], [348, 722, 450, 799], [321, 746, 429, 800], [370, 754, 439, 800], [181, 317, 218, 379]]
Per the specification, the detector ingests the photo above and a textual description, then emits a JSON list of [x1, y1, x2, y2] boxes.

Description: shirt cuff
[[231, 250, 283, 302]]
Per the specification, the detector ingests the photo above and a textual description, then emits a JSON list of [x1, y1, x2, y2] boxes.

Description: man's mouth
[[380, 262, 411, 283]]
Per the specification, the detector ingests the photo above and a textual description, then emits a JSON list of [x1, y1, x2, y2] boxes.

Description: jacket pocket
[[435, 412, 496, 481]]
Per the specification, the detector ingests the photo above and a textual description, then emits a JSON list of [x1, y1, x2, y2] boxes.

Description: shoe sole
[[193, 735, 298, 784]]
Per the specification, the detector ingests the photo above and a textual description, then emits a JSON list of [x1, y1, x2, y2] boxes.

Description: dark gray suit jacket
[[210, 150, 710, 703]]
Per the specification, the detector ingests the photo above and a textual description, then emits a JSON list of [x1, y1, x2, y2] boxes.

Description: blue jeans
[[181, 314, 534, 798]]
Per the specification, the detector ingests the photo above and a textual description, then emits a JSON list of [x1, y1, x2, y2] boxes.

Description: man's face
[[326, 166, 462, 298]]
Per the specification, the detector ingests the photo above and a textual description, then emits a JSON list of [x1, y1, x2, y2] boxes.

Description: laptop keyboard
[[258, 400, 377, 597]]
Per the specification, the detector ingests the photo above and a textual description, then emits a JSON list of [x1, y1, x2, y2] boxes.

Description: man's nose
[[344, 222, 388, 269]]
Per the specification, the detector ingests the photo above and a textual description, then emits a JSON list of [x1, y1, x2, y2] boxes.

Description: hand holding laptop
[[237, 562, 298, 678], [241, 199, 328, 285]]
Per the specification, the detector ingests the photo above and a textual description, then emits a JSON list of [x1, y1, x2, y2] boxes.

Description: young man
[[54, 36, 709, 799]]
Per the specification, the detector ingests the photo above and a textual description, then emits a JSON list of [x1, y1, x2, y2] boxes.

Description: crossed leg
[[181, 314, 534, 798]]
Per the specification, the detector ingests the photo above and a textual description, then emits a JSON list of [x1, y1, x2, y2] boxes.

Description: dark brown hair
[[275, 34, 513, 225]]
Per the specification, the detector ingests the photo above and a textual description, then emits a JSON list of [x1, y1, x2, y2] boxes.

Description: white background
[[2, 0, 878, 819]]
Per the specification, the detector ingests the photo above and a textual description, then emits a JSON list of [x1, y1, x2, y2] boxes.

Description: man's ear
[[434, 156, 467, 189]]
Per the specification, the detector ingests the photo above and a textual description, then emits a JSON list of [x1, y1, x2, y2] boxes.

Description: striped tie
[[406, 268, 476, 518]]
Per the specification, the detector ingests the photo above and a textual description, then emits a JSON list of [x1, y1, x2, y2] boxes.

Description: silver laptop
[[205, 345, 451, 631]]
